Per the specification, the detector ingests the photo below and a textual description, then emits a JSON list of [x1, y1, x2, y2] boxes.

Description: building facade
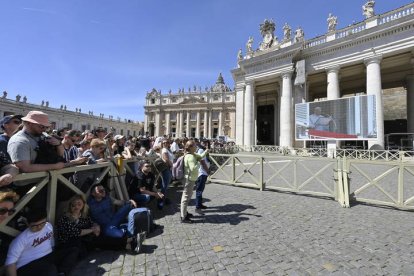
[[144, 74, 236, 139], [0, 92, 144, 136], [232, 2, 414, 148]]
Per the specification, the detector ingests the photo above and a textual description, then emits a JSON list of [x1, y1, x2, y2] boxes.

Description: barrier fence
[[209, 148, 414, 211], [2, 148, 414, 237]]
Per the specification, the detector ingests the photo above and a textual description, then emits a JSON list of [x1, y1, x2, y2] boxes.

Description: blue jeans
[[160, 169, 172, 195], [103, 204, 132, 238], [103, 205, 149, 238], [195, 175, 207, 208], [133, 193, 151, 205], [127, 207, 149, 236]]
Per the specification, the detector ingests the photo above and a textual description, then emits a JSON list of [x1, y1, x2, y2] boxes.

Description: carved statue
[[246, 36, 254, 53], [46, 101, 49, 107], [294, 27, 305, 43], [23, 96, 27, 103], [60, 105, 63, 110], [2, 91, 7, 99], [79, 108, 81, 112], [362, 0, 375, 19], [327, 13, 337, 32], [16, 94, 21, 102], [259, 19, 277, 50], [64, 105, 67, 110], [283, 23, 291, 41], [41, 100, 44, 106], [237, 48, 243, 63]]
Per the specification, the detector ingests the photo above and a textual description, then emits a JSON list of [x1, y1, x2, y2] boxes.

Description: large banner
[[295, 95, 377, 141]]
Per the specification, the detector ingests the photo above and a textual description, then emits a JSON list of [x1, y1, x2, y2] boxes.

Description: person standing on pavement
[[195, 139, 210, 214], [180, 140, 208, 223]]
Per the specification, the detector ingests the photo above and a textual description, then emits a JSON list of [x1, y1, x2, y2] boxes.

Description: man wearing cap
[[7, 111, 65, 173], [0, 115, 23, 162]]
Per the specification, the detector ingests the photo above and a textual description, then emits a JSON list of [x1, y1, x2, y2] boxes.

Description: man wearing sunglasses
[[0, 114, 22, 162], [7, 111, 65, 173]]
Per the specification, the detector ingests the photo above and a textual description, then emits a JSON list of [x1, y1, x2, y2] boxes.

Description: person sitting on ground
[[87, 184, 146, 253], [7, 111, 65, 173], [0, 115, 22, 163], [0, 189, 19, 275], [128, 161, 164, 207], [56, 194, 100, 258], [5, 208, 79, 276]]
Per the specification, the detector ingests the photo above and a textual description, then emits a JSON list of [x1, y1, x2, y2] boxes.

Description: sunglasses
[[29, 220, 47, 230], [0, 207, 15, 216]]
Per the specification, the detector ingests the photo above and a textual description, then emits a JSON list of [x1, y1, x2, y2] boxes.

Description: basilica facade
[[144, 74, 236, 139], [232, 1, 414, 149]]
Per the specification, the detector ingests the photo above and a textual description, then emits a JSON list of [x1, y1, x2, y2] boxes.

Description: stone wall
[[383, 87, 406, 121]]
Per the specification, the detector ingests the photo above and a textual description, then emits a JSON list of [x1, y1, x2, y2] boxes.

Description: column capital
[[245, 81, 255, 88], [364, 54, 383, 66], [325, 65, 341, 73], [281, 69, 294, 79]]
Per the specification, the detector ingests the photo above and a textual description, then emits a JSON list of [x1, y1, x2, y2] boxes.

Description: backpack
[[153, 157, 168, 173], [34, 137, 65, 164], [172, 155, 185, 180]]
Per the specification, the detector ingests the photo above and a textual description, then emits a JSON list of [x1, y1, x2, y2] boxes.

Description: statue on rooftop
[[294, 27, 305, 43], [23, 96, 27, 103], [362, 0, 375, 19], [45, 101, 49, 107], [16, 95, 21, 102], [283, 23, 291, 41], [2, 91, 7, 99], [327, 13, 337, 32], [246, 36, 254, 53], [41, 100, 44, 106], [237, 48, 243, 63], [259, 19, 277, 50]]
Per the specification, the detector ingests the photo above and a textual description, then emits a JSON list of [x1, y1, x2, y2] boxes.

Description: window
[[212, 111, 219, 120], [226, 112, 230, 120], [67, 123, 73, 129], [190, 112, 196, 121], [151, 98, 155, 104], [226, 97, 230, 101], [172, 97, 177, 103], [170, 112, 177, 120], [213, 95, 219, 101]]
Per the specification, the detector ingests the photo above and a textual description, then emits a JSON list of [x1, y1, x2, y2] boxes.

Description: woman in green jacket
[[180, 140, 208, 223]]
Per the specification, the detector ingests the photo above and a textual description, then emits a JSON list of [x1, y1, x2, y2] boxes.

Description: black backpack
[[34, 137, 65, 164]]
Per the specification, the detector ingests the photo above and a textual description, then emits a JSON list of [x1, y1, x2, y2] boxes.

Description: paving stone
[[69, 184, 414, 275]]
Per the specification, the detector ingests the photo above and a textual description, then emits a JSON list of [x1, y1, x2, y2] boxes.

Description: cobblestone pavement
[[70, 183, 414, 275]]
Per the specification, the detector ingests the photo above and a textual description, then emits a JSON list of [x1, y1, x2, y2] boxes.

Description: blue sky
[[0, 0, 412, 122]]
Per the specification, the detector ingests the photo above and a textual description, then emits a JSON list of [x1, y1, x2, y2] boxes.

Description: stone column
[[218, 111, 223, 136], [208, 110, 212, 138], [165, 112, 170, 135], [279, 72, 293, 148], [179, 111, 184, 137], [364, 55, 384, 148], [196, 111, 201, 138], [186, 111, 190, 138], [235, 88, 244, 145], [407, 75, 414, 133], [203, 110, 208, 138], [144, 113, 148, 134], [155, 112, 160, 137], [326, 65, 340, 100], [244, 82, 254, 146]]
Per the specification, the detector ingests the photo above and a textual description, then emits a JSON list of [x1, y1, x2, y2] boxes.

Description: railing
[[0, 156, 158, 237], [209, 148, 414, 211], [335, 22, 366, 39], [379, 3, 414, 25]]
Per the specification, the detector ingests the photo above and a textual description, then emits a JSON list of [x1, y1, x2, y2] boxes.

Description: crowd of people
[[0, 110, 215, 276]]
